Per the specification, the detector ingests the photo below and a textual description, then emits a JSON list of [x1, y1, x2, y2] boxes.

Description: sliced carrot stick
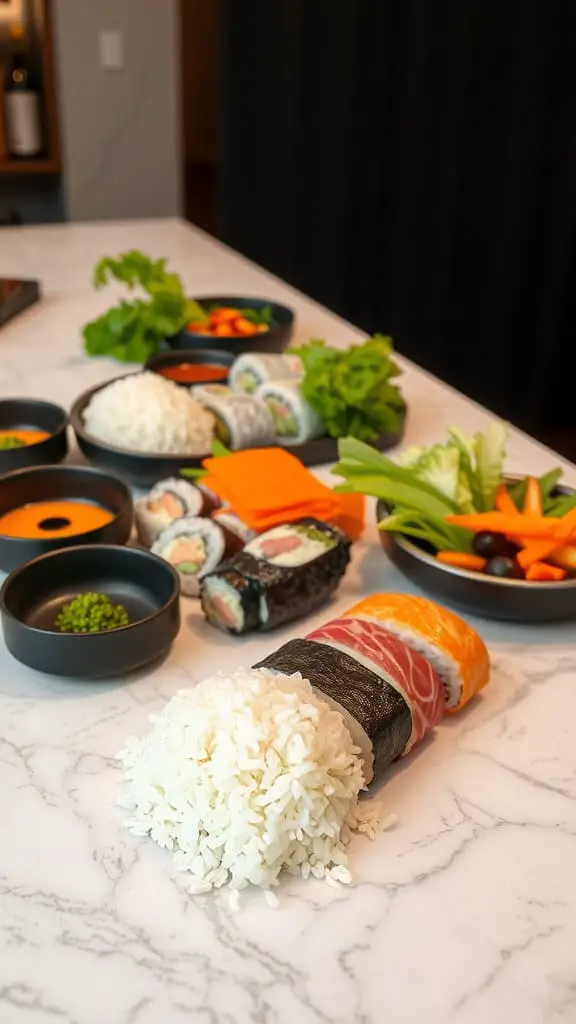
[[517, 539, 562, 570], [495, 484, 519, 515], [525, 561, 567, 582], [437, 552, 487, 572], [445, 512, 564, 538], [522, 476, 543, 517], [549, 545, 576, 571]]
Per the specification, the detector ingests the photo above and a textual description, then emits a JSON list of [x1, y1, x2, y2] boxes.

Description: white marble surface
[[1, 220, 576, 1024]]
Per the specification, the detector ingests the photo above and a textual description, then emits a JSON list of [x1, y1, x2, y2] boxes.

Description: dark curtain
[[218, 1, 576, 435]]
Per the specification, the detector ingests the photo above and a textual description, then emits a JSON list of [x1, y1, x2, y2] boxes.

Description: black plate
[[0, 464, 133, 573], [0, 398, 68, 473], [71, 376, 408, 488], [0, 544, 181, 678], [145, 347, 233, 386], [376, 480, 576, 622], [168, 295, 295, 355]]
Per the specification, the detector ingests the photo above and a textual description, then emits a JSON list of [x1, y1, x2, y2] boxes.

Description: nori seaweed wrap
[[199, 518, 350, 634]]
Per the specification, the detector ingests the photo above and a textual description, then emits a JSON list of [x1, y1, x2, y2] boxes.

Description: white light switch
[[99, 30, 123, 70]]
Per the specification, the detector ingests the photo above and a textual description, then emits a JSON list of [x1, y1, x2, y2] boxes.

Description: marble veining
[[0, 220, 575, 1023]]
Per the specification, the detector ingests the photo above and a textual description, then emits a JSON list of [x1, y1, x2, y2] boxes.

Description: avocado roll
[[258, 379, 324, 444], [200, 518, 350, 634], [135, 478, 215, 548], [152, 516, 226, 597], [229, 352, 302, 394], [193, 385, 275, 450]]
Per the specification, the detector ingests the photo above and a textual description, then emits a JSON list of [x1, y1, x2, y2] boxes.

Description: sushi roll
[[134, 478, 216, 548], [229, 352, 303, 394], [342, 594, 490, 712], [152, 516, 226, 596], [255, 619, 446, 779], [192, 386, 275, 450], [212, 509, 257, 557], [200, 518, 350, 634], [257, 379, 324, 444]]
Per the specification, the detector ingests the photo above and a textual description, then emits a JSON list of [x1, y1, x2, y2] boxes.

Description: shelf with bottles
[[0, 0, 61, 175]]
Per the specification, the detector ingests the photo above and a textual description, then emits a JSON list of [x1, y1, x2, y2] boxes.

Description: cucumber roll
[[229, 352, 302, 394], [135, 478, 215, 548], [152, 516, 226, 597], [193, 385, 275, 450], [200, 518, 350, 634], [258, 379, 324, 444]]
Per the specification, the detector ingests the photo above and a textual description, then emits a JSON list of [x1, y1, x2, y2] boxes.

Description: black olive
[[485, 556, 524, 579], [472, 531, 517, 559]]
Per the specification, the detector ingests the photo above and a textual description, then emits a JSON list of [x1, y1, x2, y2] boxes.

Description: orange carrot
[[495, 484, 519, 515], [549, 545, 576, 571], [232, 317, 259, 336], [517, 539, 562, 570], [209, 307, 241, 325], [437, 552, 487, 572], [522, 476, 543, 517], [525, 562, 567, 582], [445, 512, 566, 539]]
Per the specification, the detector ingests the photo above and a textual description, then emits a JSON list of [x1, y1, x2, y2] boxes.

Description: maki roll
[[200, 518, 350, 634], [212, 509, 257, 557], [255, 618, 446, 779], [134, 478, 217, 548], [193, 385, 275, 450], [152, 516, 225, 596], [229, 352, 302, 394], [258, 379, 324, 444], [342, 594, 490, 712]]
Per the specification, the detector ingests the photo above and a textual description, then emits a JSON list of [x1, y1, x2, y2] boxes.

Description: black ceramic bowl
[[169, 296, 295, 355], [70, 377, 208, 489], [0, 464, 133, 574], [376, 480, 576, 622], [0, 398, 68, 473], [0, 544, 181, 677], [145, 347, 234, 387]]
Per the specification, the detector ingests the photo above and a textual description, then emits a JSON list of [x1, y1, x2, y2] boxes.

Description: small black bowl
[[169, 296, 295, 355], [70, 378, 208, 489], [146, 347, 233, 387], [0, 464, 133, 574], [376, 480, 576, 622], [0, 544, 181, 677], [0, 398, 68, 473]]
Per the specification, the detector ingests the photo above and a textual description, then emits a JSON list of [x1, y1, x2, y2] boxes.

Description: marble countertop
[[1, 219, 575, 1024]]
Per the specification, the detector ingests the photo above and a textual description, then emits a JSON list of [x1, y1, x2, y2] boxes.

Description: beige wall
[[53, 0, 182, 221]]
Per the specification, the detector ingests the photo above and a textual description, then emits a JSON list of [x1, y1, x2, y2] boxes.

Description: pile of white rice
[[118, 668, 388, 901], [82, 372, 214, 455]]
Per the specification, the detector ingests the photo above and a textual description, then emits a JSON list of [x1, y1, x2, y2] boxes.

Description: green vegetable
[[83, 250, 199, 364], [473, 420, 508, 510], [180, 438, 232, 480], [0, 435, 26, 450], [56, 593, 129, 633], [508, 468, 564, 512], [294, 524, 336, 547], [290, 335, 405, 441]]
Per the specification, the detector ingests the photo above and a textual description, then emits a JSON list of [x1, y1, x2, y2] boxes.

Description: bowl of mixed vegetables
[[333, 424, 576, 622], [171, 296, 295, 355]]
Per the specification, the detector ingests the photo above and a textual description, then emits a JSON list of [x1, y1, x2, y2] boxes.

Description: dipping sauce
[[157, 363, 229, 384], [0, 428, 50, 448], [0, 500, 115, 539]]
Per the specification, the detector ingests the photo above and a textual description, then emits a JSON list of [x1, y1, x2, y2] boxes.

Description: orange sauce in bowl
[[157, 363, 229, 384], [0, 500, 115, 539], [0, 428, 50, 446]]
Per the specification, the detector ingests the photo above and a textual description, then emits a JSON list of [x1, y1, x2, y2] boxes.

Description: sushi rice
[[118, 667, 391, 900], [152, 516, 225, 596], [135, 478, 212, 548], [229, 352, 303, 394], [257, 379, 324, 444]]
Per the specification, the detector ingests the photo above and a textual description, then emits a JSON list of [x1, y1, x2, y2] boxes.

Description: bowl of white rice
[[70, 372, 216, 488]]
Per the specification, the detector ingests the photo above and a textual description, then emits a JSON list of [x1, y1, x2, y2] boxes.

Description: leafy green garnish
[[83, 250, 199, 363], [290, 335, 405, 441], [0, 435, 26, 449], [180, 438, 232, 480]]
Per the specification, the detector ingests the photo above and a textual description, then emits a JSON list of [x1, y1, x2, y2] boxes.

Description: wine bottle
[[4, 22, 42, 158]]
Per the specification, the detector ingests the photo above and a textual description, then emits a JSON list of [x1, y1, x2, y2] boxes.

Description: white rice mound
[[82, 372, 214, 455], [118, 668, 387, 897]]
